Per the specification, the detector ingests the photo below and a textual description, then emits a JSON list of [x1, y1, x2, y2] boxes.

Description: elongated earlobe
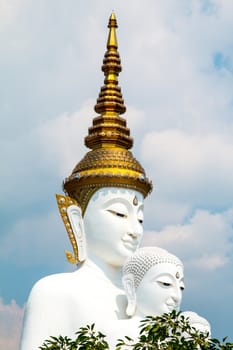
[[122, 274, 136, 317], [67, 205, 87, 262], [126, 298, 136, 316]]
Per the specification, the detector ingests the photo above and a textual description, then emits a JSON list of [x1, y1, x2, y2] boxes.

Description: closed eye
[[158, 281, 172, 287], [107, 209, 127, 218]]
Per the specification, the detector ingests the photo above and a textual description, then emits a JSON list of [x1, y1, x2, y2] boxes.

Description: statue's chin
[[88, 243, 138, 268]]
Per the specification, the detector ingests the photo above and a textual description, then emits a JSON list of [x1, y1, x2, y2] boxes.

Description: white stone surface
[[107, 247, 185, 348], [20, 188, 144, 350]]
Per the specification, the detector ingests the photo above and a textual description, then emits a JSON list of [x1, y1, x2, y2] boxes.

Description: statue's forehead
[[144, 263, 184, 280], [90, 187, 144, 203]]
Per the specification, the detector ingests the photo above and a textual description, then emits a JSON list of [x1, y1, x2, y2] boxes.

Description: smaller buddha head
[[122, 247, 185, 317]]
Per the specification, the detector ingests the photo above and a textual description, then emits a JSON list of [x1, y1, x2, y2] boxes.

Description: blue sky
[[1, 0, 233, 348]]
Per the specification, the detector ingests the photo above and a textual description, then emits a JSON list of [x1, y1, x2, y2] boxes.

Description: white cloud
[[143, 208, 233, 271], [0, 210, 70, 268], [191, 253, 227, 270], [0, 298, 24, 350], [141, 130, 233, 207], [35, 100, 93, 177], [0, 0, 28, 28], [116, 0, 233, 136], [144, 196, 190, 229]]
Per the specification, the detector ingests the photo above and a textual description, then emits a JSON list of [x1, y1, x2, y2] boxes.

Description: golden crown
[[63, 12, 152, 215]]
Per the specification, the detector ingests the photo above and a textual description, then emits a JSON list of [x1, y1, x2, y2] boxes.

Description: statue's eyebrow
[[102, 197, 130, 208], [150, 273, 174, 282]]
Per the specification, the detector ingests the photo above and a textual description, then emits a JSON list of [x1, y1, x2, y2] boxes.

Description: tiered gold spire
[[94, 12, 126, 116], [63, 13, 152, 214], [85, 12, 132, 150]]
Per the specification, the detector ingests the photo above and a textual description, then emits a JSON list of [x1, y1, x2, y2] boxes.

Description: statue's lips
[[121, 237, 139, 251]]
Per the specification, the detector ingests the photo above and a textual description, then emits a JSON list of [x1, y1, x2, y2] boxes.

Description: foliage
[[39, 311, 233, 350], [116, 311, 233, 350], [39, 324, 109, 350]]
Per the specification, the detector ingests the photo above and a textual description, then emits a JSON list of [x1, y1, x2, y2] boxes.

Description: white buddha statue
[[107, 247, 185, 347], [20, 13, 152, 350], [108, 247, 211, 349]]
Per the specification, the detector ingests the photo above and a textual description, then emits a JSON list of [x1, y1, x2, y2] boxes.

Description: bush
[[39, 311, 233, 350]]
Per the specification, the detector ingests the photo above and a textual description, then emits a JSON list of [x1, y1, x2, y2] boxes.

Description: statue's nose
[[127, 226, 143, 242], [171, 286, 182, 305], [127, 232, 139, 239], [127, 216, 143, 241]]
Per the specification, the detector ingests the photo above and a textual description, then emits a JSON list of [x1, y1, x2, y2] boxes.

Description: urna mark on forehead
[[123, 247, 184, 289]]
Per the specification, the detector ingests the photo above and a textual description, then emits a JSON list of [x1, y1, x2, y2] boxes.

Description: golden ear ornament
[[56, 194, 81, 264]]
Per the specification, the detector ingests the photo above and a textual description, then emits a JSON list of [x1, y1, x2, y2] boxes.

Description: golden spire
[[94, 11, 125, 115], [107, 12, 118, 48], [85, 12, 132, 150], [63, 13, 152, 215]]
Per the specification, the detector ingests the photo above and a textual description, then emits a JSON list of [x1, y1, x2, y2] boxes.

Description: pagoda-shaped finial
[[85, 12, 132, 150], [94, 11, 125, 115], [107, 12, 118, 49]]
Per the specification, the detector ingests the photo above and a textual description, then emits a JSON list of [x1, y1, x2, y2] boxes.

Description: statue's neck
[[86, 253, 122, 289]]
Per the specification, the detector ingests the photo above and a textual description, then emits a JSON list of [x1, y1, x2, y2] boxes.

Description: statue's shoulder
[[27, 261, 113, 306], [28, 270, 83, 300]]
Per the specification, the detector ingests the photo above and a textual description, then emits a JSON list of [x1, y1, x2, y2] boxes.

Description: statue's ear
[[56, 194, 87, 264], [122, 274, 136, 317], [67, 205, 86, 262]]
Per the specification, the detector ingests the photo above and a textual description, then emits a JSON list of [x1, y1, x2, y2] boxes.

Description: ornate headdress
[[63, 12, 152, 214], [57, 13, 152, 264]]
